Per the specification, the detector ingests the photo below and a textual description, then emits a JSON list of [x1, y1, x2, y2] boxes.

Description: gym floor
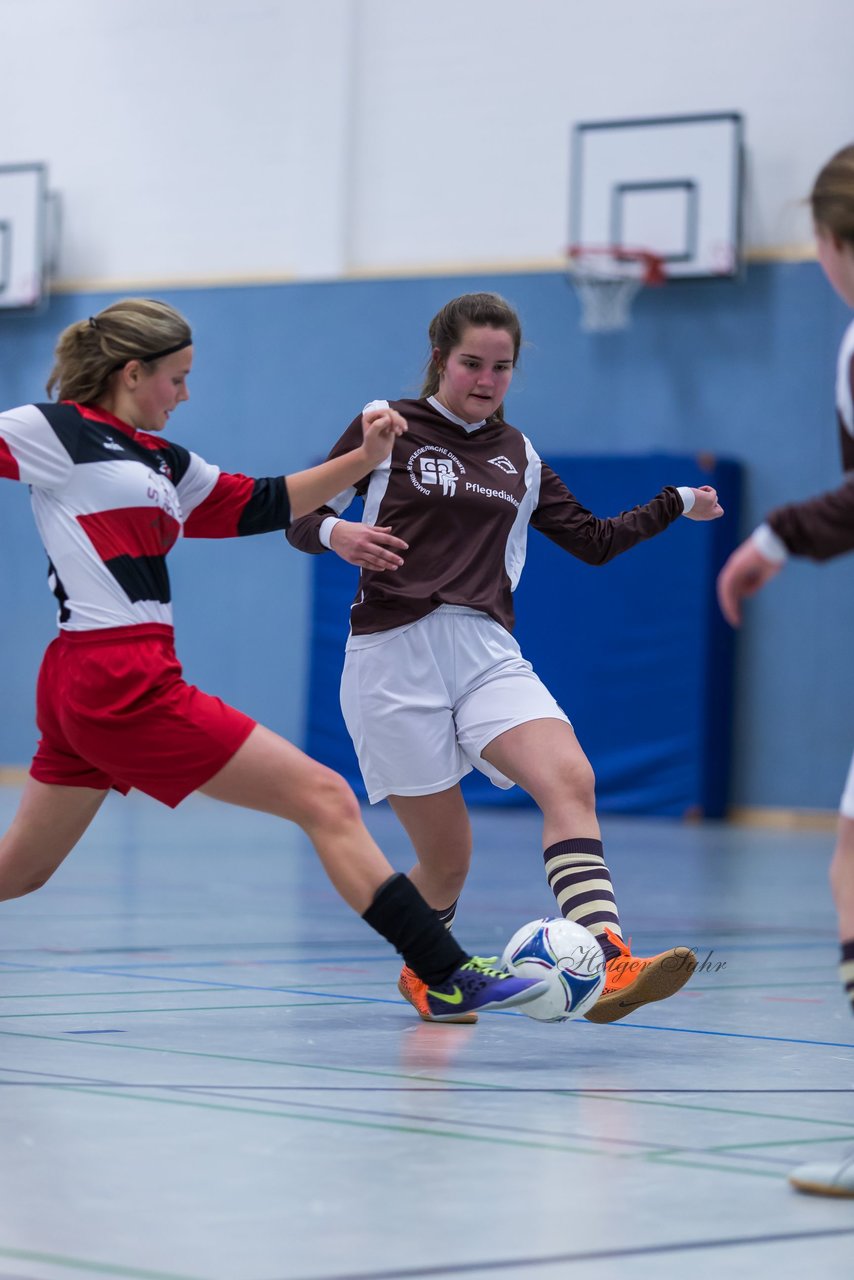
[[0, 787, 852, 1280]]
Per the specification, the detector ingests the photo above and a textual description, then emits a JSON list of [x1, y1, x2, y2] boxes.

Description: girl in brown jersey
[[0, 298, 548, 1024], [718, 143, 854, 1199], [287, 291, 724, 1026]]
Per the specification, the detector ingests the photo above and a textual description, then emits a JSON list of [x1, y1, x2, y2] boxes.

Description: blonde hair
[[46, 298, 192, 403], [811, 144, 854, 247], [420, 292, 522, 422]]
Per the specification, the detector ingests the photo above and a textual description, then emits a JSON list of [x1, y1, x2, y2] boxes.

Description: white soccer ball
[[502, 917, 606, 1022]]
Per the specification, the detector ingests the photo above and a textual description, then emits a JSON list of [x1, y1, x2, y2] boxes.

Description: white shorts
[[340, 606, 571, 804], [840, 752, 854, 818]]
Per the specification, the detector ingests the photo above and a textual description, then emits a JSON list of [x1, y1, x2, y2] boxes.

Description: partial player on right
[[716, 142, 854, 1199]]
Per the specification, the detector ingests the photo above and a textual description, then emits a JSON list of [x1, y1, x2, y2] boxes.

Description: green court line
[[0, 983, 393, 999], [8, 1079, 816, 1180], [0, 1028, 847, 1133], [0, 1243, 207, 1280], [0, 989, 232, 1000], [643, 1154, 783, 1179], [0, 1001, 359, 1018], [0, 1027, 503, 1088], [707, 1132, 854, 1153], [29, 1081, 612, 1158], [579, 1090, 854, 1129]]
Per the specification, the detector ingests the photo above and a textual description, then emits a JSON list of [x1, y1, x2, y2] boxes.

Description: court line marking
[[0, 1027, 850, 1119], [0, 1067, 804, 1163], [3, 966, 852, 1048], [0, 1242, 206, 1280], [262, 1226, 854, 1280], [0, 1001, 361, 1019], [0, 1079, 788, 1177], [1, 1031, 850, 1160]]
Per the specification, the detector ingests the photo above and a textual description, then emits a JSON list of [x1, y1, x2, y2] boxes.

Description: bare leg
[[0, 778, 108, 900], [481, 718, 599, 846], [199, 724, 395, 913], [388, 785, 472, 910], [831, 815, 854, 940]]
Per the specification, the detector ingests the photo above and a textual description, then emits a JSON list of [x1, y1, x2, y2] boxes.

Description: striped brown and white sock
[[543, 837, 623, 963]]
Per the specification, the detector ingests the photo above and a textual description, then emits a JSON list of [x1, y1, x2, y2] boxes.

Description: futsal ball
[[501, 917, 606, 1022]]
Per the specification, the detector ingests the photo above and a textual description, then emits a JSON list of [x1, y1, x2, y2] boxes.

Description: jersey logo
[[488, 455, 518, 475], [102, 437, 124, 452], [421, 456, 457, 496], [408, 444, 466, 498]]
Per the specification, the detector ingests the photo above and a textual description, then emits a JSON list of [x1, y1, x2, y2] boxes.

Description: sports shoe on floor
[[399, 964, 479, 1023], [401, 956, 548, 1023], [584, 927, 697, 1024], [789, 1150, 854, 1198]]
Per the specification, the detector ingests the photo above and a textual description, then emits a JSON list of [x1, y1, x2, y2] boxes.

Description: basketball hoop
[[566, 245, 665, 332]]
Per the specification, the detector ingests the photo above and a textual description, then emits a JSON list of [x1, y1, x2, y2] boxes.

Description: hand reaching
[[329, 520, 408, 572], [716, 539, 782, 626], [684, 484, 724, 521], [360, 406, 408, 468]]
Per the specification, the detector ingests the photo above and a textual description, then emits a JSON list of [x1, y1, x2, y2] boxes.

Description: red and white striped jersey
[[0, 400, 290, 630]]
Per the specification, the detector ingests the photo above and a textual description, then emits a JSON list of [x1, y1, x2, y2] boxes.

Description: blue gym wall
[[0, 261, 850, 811]]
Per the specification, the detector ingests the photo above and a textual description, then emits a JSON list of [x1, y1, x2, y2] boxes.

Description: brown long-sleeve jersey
[[286, 398, 685, 635], [767, 319, 854, 560]]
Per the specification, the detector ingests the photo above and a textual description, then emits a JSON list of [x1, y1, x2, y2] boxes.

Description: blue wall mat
[[305, 454, 742, 818]]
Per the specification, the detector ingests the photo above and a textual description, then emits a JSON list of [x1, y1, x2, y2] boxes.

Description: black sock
[[362, 874, 467, 986], [841, 938, 854, 1016], [437, 899, 459, 929]]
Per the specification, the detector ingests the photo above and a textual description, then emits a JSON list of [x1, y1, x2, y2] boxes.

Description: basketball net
[[567, 246, 665, 332]]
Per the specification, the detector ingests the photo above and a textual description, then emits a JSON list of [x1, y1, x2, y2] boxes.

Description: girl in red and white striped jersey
[[718, 144, 854, 1197], [287, 291, 724, 1026], [0, 298, 548, 1023]]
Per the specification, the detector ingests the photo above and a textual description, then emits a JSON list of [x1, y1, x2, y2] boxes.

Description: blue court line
[[0, 941, 839, 969], [613, 1021, 854, 1049], [271, 1226, 854, 1280], [2, 961, 853, 1045]]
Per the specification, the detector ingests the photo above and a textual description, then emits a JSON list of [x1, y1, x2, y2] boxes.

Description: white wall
[[2, 0, 853, 286]]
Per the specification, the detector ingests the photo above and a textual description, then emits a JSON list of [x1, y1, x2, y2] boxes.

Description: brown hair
[[420, 292, 522, 421], [46, 298, 192, 403], [811, 144, 854, 247]]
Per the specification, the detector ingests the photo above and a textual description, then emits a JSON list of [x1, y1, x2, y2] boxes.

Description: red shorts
[[30, 624, 256, 808]]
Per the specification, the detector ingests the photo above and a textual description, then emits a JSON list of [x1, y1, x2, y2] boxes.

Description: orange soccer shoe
[[398, 964, 479, 1023], [584, 927, 697, 1024]]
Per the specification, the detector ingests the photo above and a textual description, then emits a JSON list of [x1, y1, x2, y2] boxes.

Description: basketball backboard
[[0, 163, 54, 309], [570, 113, 744, 280]]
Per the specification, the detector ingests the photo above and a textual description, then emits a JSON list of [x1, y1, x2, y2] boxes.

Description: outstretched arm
[[717, 472, 854, 626], [716, 530, 784, 626], [763, 473, 854, 561], [681, 484, 724, 521], [532, 466, 723, 565], [286, 407, 407, 520]]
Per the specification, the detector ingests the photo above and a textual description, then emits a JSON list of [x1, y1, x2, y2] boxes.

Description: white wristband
[[319, 516, 343, 549], [750, 522, 789, 565], [677, 486, 695, 514]]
